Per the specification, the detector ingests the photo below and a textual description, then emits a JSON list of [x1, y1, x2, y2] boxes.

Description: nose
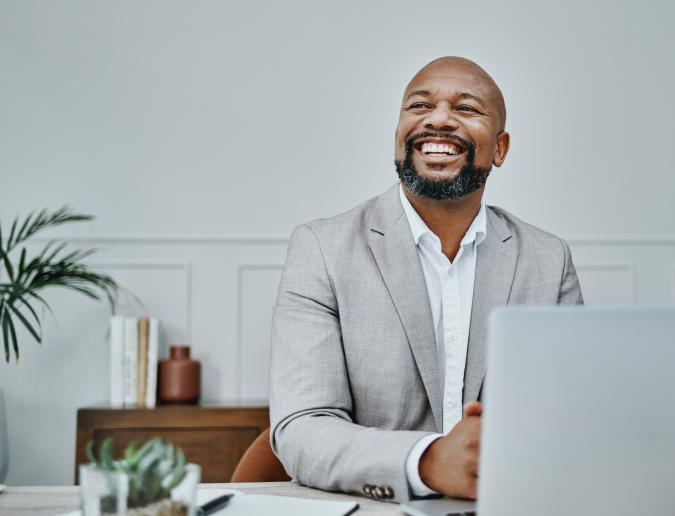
[[424, 102, 459, 132]]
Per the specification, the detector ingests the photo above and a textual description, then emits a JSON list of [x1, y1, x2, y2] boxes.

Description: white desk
[[0, 482, 406, 515]]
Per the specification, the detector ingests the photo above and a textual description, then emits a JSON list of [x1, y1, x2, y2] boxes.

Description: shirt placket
[[442, 264, 465, 434]]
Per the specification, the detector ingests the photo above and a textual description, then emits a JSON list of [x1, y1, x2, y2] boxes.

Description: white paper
[[60, 487, 358, 516], [198, 488, 358, 516]]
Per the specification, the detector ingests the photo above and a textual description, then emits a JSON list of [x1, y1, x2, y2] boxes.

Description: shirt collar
[[399, 184, 487, 249]]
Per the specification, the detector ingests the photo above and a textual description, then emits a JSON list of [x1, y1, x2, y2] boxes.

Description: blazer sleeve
[[269, 224, 432, 502], [558, 241, 584, 305]]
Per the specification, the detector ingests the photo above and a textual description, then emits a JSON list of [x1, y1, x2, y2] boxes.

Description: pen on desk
[[197, 493, 234, 515]]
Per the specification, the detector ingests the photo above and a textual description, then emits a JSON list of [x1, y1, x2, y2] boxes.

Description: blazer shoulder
[[298, 193, 380, 243]]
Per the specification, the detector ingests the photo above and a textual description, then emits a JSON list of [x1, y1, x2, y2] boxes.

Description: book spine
[[137, 318, 149, 407], [109, 316, 125, 407], [123, 317, 138, 406], [145, 318, 159, 408]]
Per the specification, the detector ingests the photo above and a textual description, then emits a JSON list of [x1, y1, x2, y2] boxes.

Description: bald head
[[404, 56, 507, 131]]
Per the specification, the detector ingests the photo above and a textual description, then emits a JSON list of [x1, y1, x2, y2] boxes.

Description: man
[[269, 56, 583, 503]]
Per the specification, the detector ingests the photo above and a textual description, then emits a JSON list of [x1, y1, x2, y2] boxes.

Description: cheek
[[473, 142, 496, 166], [395, 118, 418, 156], [469, 127, 498, 164], [394, 128, 408, 158]]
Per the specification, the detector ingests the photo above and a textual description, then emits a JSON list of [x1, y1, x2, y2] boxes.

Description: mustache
[[405, 131, 474, 153]]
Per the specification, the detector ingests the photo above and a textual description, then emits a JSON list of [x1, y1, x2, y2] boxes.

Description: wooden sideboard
[[75, 404, 269, 484]]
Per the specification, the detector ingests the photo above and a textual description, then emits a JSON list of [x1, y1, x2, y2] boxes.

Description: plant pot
[[79, 463, 200, 516]]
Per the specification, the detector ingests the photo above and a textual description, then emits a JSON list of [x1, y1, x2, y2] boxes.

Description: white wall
[[1, 0, 674, 485]]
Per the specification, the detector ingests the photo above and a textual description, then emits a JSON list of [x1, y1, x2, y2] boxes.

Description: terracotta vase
[[158, 346, 201, 404]]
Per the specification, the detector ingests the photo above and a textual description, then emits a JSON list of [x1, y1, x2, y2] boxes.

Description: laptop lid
[[478, 306, 675, 516]]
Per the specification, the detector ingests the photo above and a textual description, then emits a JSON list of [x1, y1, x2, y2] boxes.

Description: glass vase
[[79, 463, 200, 516]]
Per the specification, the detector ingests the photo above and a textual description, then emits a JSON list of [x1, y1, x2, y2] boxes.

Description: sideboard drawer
[[75, 404, 269, 484]]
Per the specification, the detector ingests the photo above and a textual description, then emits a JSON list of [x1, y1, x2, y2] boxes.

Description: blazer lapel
[[368, 185, 443, 431], [464, 209, 518, 404]]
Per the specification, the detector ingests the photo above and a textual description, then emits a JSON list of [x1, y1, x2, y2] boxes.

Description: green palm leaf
[[0, 207, 118, 362], [1, 249, 15, 283], [1, 304, 9, 362], [15, 295, 41, 327], [6, 219, 18, 256], [4, 312, 18, 362], [2, 206, 92, 254], [7, 302, 41, 343]]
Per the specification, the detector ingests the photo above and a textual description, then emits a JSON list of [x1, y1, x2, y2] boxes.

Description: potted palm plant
[[0, 206, 118, 483]]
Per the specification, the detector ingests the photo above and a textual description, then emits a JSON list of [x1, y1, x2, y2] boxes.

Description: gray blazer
[[269, 183, 583, 502]]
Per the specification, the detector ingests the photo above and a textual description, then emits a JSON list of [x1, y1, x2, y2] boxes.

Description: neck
[[403, 186, 484, 261]]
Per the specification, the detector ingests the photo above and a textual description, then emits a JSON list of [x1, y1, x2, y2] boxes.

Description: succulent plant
[[86, 437, 188, 513]]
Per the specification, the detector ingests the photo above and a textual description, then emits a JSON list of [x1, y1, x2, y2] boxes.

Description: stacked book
[[109, 316, 160, 408]]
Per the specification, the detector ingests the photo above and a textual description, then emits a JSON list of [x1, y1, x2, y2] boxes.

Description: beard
[[395, 132, 492, 200]]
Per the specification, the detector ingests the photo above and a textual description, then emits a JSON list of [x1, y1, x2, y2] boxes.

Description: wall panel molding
[[574, 263, 637, 304], [566, 237, 675, 246], [28, 235, 290, 245], [235, 263, 284, 400], [21, 233, 675, 246]]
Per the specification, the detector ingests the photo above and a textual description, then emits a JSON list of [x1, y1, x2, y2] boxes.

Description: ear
[[492, 131, 510, 167]]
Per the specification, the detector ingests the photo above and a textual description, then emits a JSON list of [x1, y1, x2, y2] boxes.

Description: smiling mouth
[[416, 140, 464, 155], [412, 139, 467, 165]]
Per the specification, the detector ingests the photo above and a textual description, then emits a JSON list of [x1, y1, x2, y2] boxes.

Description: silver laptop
[[402, 306, 675, 516]]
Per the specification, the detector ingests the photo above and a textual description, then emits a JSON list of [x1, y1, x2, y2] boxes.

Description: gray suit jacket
[[269, 183, 583, 502]]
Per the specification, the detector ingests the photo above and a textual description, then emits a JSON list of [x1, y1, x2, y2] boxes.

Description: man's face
[[394, 61, 509, 200]]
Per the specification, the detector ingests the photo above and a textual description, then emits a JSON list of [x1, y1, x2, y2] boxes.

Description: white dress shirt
[[398, 185, 487, 496]]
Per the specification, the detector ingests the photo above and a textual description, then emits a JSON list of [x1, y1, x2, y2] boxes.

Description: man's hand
[[418, 401, 483, 499]]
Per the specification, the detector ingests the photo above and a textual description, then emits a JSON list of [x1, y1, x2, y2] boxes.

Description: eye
[[456, 105, 481, 113], [408, 102, 432, 110]]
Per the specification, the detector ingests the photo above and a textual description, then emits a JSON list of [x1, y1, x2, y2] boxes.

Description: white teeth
[[421, 142, 460, 155]]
